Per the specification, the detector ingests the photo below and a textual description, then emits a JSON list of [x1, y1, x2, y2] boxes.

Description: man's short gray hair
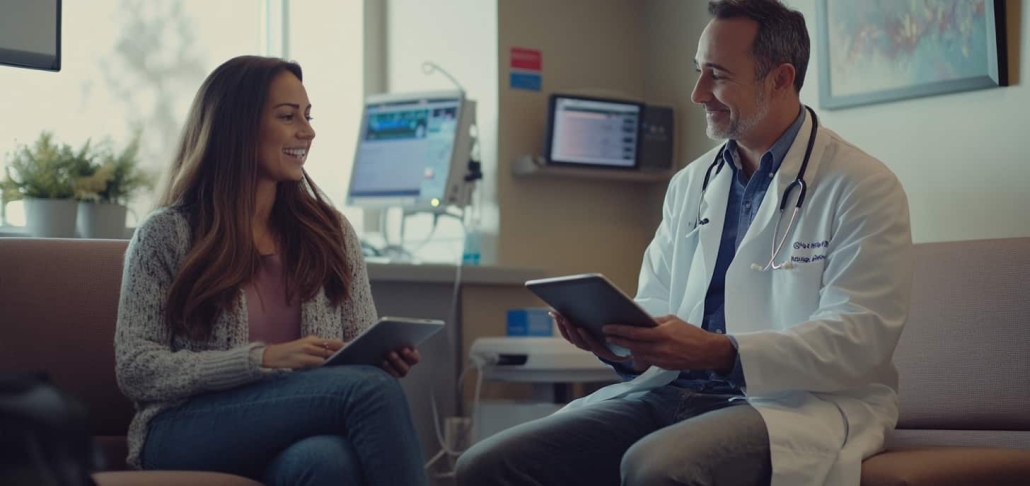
[[708, 0, 810, 93]]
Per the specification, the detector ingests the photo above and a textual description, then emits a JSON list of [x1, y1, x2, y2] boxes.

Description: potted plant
[[75, 131, 155, 239], [1, 132, 92, 238]]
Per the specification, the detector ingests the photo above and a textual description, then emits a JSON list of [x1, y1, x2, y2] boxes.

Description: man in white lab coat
[[456, 0, 912, 485]]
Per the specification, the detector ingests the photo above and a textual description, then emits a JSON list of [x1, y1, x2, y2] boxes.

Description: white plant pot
[[77, 201, 128, 239], [23, 198, 78, 238]]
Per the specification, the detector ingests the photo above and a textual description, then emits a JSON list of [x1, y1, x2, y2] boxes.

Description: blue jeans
[[456, 386, 771, 486], [141, 365, 428, 486]]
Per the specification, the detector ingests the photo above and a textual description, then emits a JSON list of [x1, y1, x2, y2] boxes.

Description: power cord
[[425, 354, 496, 478], [422, 208, 470, 477]]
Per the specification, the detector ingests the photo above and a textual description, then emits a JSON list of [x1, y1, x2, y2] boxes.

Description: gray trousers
[[455, 386, 772, 486]]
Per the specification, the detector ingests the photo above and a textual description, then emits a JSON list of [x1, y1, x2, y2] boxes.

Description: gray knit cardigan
[[114, 207, 378, 469]]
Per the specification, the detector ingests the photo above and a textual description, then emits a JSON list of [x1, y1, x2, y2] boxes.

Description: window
[[1, 0, 366, 236], [286, 0, 365, 230], [1, 0, 262, 227]]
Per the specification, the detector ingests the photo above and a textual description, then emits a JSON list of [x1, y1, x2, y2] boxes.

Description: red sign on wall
[[510, 47, 542, 71]]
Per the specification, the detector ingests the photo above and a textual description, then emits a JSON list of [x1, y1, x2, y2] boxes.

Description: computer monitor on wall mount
[[347, 90, 477, 213], [0, 0, 61, 72]]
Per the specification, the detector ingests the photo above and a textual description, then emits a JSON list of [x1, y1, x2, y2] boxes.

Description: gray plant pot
[[23, 198, 78, 238], [77, 201, 128, 239]]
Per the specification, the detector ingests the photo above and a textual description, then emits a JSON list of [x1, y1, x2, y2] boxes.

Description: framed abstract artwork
[[817, 0, 1008, 110]]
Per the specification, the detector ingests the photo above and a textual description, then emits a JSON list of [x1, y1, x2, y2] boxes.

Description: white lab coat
[[562, 112, 913, 486]]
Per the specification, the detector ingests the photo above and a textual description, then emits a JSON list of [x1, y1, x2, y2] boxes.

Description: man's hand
[[551, 311, 630, 363], [381, 346, 420, 378], [603, 315, 736, 372]]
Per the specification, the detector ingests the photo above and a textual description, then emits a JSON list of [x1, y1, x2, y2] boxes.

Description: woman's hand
[[381, 346, 420, 378], [262, 335, 346, 370]]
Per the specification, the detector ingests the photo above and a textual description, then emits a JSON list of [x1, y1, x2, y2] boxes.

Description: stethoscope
[[695, 105, 818, 272]]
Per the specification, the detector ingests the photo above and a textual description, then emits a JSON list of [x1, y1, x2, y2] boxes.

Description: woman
[[114, 55, 427, 486]]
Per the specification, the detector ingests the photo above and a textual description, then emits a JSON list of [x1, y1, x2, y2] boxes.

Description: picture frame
[[817, 0, 1008, 110]]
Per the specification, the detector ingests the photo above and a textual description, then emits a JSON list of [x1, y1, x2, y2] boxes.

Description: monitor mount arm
[[422, 61, 482, 187]]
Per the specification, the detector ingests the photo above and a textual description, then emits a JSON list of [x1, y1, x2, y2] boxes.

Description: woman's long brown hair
[[158, 56, 350, 341]]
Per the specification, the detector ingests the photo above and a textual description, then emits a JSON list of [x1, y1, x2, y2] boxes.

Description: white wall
[[784, 0, 1028, 243]]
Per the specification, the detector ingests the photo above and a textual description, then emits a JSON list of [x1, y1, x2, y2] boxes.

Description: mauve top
[[245, 254, 302, 344]]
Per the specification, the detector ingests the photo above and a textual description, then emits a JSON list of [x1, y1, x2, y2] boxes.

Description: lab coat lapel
[[696, 160, 732, 296], [738, 111, 827, 254]]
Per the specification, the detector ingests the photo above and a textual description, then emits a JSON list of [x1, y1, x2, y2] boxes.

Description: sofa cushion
[[93, 470, 263, 486], [0, 238, 134, 436], [887, 429, 1030, 450], [861, 447, 1030, 486], [896, 238, 1030, 431], [95, 436, 131, 471]]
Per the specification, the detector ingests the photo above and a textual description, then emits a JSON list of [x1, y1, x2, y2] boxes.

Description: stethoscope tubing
[[695, 105, 819, 271]]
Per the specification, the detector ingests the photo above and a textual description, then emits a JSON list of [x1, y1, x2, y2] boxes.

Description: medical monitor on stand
[[347, 90, 477, 212]]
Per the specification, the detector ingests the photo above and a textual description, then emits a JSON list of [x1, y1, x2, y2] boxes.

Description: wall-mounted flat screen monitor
[[544, 94, 643, 169], [0, 0, 62, 72]]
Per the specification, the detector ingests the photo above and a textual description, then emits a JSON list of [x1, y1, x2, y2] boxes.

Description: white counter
[[367, 262, 546, 285]]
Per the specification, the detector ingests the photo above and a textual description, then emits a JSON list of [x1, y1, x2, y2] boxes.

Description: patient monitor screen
[[348, 96, 461, 207], [548, 96, 641, 168]]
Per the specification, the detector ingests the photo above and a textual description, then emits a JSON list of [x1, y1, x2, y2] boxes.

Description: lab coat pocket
[[770, 260, 824, 328]]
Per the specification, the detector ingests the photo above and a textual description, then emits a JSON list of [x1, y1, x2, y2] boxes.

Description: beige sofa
[[1, 236, 1028, 485], [860, 237, 1030, 485], [0, 238, 259, 485]]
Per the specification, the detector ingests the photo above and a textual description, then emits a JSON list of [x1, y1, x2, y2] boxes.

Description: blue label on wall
[[510, 71, 541, 91]]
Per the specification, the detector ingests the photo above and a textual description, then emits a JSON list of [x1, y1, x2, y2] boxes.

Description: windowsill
[[0, 225, 28, 237], [0, 225, 136, 239]]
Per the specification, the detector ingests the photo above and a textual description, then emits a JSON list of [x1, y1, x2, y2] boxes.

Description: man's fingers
[[551, 313, 579, 346], [606, 336, 654, 355], [578, 328, 629, 362], [565, 325, 590, 350], [574, 328, 598, 350], [553, 314, 573, 342], [556, 319, 573, 342], [603, 324, 659, 342], [564, 324, 588, 349], [607, 341, 665, 369]]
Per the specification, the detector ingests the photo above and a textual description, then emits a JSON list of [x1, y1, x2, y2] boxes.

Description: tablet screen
[[525, 274, 656, 335], [322, 317, 444, 367]]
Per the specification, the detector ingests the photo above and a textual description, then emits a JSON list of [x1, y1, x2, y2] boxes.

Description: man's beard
[[706, 93, 768, 141]]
